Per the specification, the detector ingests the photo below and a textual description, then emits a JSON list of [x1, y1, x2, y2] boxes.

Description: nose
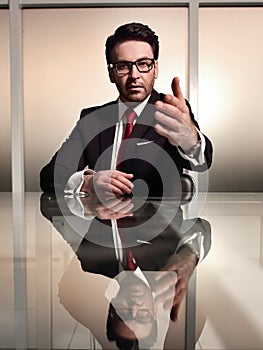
[[129, 63, 140, 79], [131, 306, 138, 318]]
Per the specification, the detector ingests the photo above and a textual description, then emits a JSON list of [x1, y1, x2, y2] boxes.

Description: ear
[[154, 60, 159, 79], [108, 66, 116, 83]]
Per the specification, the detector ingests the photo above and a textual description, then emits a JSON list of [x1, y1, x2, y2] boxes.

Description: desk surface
[[0, 192, 263, 350]]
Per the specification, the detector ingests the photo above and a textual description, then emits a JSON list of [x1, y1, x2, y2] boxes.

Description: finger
[[172, 77, 184, 101], [102, 196, 123, 208], [95, 178, 127, 195], [111, 200, 134, 214], [154, 270, 177, 284], [155, 111, 181, 131], [112, 172, 134, 188], [101, 183, 126, 196], [106, 211, 133, 220], [111, 177, 133, 194], [115, 170, 134, 179], [99, 199, 131, 214], [154, 286, 175, 306], [155, 99, 186, 119], [154, 123, 179, 147], [170, 303, 180, 322], [114, 199, 134, 210], [97, 172, 133, 194]]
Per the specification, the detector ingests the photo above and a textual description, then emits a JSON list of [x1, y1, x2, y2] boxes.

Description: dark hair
[[105, 22, 159, 64]]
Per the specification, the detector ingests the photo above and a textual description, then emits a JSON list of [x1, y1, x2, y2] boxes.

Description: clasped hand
[[80, 170, 134, 197], [80, 193, 134, 220]]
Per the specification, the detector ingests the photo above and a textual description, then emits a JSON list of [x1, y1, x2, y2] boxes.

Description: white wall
[[199, 8, 263, 191], [1, 5, 263, 192], [22, 7, 188, 191]]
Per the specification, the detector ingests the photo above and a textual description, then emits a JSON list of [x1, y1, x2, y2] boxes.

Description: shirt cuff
[[175, 231, 205, 263], [64, 166, 96, 195], [178, 129, 206, 166], [65, 195, 95, 220]]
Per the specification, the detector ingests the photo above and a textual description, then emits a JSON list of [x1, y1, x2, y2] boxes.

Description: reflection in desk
[[0, 193, 211, 350]]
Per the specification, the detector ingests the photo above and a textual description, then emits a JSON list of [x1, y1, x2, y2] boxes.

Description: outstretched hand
[[154, 77, 198, 152]]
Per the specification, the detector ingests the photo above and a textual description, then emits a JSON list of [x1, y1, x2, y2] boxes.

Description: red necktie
[[126, 248, 136, 271], [116, 108, 137, 170], [122, 108, 137, 139]]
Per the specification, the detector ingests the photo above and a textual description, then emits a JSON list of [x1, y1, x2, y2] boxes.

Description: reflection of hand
[[80, 195, 134, 220], [155, 246, 197, 321], [154, 77, 198, 152], [80, 170, 134, 196], [152, 271, 177, 310]]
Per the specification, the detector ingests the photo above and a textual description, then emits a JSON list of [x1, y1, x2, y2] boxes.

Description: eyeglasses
[[113, 308, 154, 324], [109, 58, 155, 75]]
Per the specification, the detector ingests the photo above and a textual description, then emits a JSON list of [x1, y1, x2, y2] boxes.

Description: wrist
[[80, 174, 94, 194], [184, 139, 201, 158], [178, 245, 199, 266]]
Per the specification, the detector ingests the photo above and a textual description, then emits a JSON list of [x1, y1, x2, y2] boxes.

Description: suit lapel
[[97, 101, 118, 169]]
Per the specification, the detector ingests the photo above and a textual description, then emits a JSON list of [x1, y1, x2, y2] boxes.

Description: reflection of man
[[106, 255, 195, 350], [41, 194, 211, 349], [106, 272, 160, 350], [40, 22, 213, 197]]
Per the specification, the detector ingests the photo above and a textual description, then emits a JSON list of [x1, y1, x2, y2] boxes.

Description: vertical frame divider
[[185, 1, 199, 349], [189, 0, 199, 116], [9, 0, 25, 192]]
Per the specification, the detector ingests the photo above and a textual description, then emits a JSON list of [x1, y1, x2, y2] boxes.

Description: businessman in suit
[[40, 22, 213, 197]]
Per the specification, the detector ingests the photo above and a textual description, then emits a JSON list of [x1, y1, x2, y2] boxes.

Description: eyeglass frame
[[108, 58, 155, 75], [111, 308, 154, 325]]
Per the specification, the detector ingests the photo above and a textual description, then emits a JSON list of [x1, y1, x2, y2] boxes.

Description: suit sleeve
[[40, 118, 86, 193], [180, 100, 213, 172], [40, 106, 99, 193]]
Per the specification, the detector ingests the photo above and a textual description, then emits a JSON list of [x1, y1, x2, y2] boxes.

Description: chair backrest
[[181, 173, 195, 203]]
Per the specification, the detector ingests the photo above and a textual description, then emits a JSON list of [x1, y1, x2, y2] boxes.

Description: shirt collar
[[117, 95, 151, 121]]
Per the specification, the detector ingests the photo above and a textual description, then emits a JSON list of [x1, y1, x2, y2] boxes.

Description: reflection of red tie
[[117, 219, 137, 271], [116, 109, 137, 170], [126, 248, 136, 271]]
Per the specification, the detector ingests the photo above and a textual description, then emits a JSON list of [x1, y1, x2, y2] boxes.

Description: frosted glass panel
[[199, 8, 263, 191], [0, 10, 11, 191], [23, 8, 188, 191]]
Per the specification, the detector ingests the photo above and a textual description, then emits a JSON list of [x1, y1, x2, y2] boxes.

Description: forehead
[[111, 40, 154, 62]]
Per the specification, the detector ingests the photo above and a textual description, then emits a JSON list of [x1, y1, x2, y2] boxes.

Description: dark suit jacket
[[75, 216, 211, 279], [40, 194, 211, 279], [40, 90, 213, 196]]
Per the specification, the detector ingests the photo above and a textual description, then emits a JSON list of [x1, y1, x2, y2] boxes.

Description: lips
[[127, 85, 143, 90]]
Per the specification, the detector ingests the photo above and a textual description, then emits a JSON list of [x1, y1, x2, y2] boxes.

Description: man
[[40, 22, 213, 197]]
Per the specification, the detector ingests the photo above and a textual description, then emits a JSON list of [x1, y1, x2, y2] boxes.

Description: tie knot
[[125, 108, 137, 124]]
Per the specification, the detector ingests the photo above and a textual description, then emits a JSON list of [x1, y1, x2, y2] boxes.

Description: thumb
[[171, 77, 184, 100]]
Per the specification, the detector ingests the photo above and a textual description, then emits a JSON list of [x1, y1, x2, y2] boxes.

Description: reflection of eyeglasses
[[114, 308, 154, 324], [108, 58, 155, 75]]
